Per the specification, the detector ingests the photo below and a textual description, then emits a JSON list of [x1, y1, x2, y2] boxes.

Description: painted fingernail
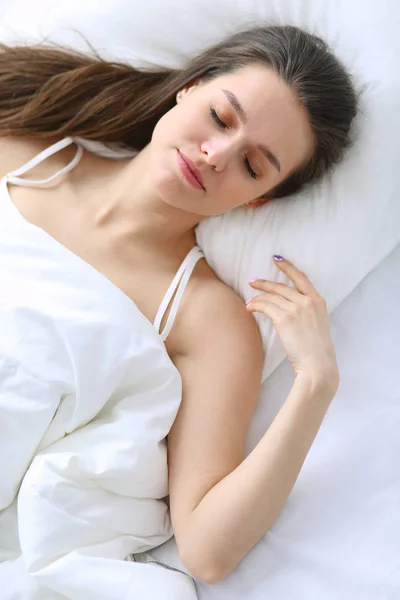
[[273, 255, 285, 261]]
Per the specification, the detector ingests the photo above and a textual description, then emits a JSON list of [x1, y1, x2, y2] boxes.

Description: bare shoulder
[[0, 135, 64, 180], [169, 257, 263, 360]]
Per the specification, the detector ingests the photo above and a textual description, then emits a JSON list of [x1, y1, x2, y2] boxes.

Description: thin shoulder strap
[[6, 137, 83, 187], [154, 246, 204, 342]]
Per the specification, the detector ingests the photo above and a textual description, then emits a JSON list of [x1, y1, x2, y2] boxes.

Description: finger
[[273, 255, 318, 297], [246, 298, 284, 323], [249, 279, 300, 303], [246, 291, 293, 312]]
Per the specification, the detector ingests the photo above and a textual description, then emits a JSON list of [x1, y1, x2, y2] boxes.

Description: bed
[[0, 0, 399, 598]]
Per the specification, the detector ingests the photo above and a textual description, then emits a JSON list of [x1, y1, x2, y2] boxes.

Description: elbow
[[180, 546, 229, 585], [183, 561, 228, 585], [195, 567, 229, 586], [180, 546, 231, 585]]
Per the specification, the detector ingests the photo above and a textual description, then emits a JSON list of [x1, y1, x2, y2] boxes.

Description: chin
[[154, 172, 183, 205], [151, 151, 186, 204]]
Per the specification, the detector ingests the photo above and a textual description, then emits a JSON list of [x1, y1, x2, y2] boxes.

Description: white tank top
[[1, 136, 204, 342]]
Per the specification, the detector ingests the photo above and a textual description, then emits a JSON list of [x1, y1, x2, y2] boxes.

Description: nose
[[200, 135, 239, 172]]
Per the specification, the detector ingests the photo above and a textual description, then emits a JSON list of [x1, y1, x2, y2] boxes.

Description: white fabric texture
[[0, 0, 399, 383], [0, 144, 199, 599]]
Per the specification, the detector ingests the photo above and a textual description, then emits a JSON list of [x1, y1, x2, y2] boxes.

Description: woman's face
[[150, 64, 315, 216]]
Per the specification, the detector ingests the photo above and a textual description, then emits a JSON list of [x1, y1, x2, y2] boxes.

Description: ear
[[176, 78, 202, 103], [243, 195, 273, 209]]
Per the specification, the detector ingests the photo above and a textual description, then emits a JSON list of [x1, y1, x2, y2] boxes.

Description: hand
[[246, 256, 339, 388]]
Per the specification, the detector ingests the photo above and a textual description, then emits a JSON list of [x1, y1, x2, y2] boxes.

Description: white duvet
[[0, 180, 197, 598]]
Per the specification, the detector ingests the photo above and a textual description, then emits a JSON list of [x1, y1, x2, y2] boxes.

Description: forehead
[[205, 65, 315, 175]]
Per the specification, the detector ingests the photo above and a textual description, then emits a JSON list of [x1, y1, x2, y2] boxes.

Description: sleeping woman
[[0, 25, 357, 597]]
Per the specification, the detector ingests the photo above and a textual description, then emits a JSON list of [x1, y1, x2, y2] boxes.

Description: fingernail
[[273, 255, 285, 262], [249, 278, 257, 283], [245, 298, 252, 305]]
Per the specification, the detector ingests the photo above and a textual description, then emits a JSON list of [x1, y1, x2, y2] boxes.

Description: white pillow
[[1, 0, 399, 381]]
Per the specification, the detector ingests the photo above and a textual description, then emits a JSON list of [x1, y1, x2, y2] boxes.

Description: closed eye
[[209, 108, 258, 180], [210, 107, 228, 130]]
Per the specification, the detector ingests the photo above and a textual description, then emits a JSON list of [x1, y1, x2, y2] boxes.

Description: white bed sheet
[[150, 242, 400, 599]]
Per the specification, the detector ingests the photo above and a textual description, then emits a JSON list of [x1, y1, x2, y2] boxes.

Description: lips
[[178, 151, 205, 190]]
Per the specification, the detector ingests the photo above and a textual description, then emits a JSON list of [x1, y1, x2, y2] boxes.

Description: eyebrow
[[221, 88, 281, 173]]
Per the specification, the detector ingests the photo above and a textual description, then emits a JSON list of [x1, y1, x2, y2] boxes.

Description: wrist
[[296, 366, 339, 398]]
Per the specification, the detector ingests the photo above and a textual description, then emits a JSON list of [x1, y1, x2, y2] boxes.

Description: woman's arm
[[168, 256, 339, 585], [168, 281, 338, 584], [180, 371, 334, 583]]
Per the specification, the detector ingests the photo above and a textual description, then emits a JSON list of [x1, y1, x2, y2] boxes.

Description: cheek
[[150, 111, 172, 150], [148, 129, 179, 198], [152, 105, 201, 147], [150, 108, 203, 187], [212, 176, 250, 210]]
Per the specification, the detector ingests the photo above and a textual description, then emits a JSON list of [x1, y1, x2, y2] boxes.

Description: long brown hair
[[0, 25, 357, 198]]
